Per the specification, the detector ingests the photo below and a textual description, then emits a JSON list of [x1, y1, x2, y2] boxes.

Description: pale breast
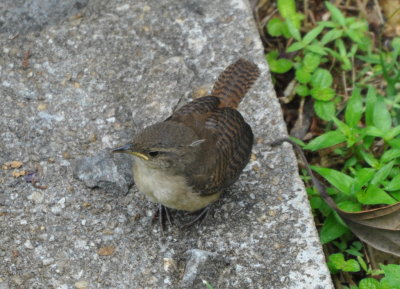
[[133, 159, 220, 212]]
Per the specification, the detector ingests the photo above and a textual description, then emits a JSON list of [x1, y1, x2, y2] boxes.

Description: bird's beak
[[111, 144, 149, 160]]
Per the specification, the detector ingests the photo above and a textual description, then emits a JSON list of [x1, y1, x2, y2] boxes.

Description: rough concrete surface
[[0, 0, 333, 288]]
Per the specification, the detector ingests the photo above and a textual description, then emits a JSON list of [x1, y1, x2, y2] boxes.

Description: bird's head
[[112, 121, 205, 172]]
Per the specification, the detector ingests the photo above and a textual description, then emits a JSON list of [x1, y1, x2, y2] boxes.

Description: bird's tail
[[212, 59, 260, 109]]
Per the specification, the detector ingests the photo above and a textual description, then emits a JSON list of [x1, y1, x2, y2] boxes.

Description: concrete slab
[[0, 0, 333, 288]]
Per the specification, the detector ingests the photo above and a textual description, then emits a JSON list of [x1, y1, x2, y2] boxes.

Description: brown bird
[[113, 59, 260, 224]]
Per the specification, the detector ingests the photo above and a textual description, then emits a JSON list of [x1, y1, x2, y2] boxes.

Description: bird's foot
[[152, 204, 172, 232], [181, 206, 211, 228]]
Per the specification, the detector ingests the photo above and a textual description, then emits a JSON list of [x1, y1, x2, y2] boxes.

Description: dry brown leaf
[[343, 218, 400, 256], [339, 203, 400, 230], [380, 0, 400, 36], [319, 177, 400, 257]]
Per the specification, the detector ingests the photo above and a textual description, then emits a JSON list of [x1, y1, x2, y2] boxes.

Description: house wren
[[113, 59, 260, 213]]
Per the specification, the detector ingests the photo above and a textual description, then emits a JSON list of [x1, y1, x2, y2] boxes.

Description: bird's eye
[[148, 151, 159, 157]]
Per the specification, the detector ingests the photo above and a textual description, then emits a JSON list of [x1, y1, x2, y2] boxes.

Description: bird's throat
[[132, 159, 220, 212]]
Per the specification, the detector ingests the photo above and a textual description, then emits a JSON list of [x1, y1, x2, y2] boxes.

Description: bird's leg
[[163, 205, 173, 227], [181, 206, 211, 228], [152, 204, 172, 232]]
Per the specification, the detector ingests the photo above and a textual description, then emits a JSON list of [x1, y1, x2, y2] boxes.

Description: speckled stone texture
[[0, 0, 333, 288]]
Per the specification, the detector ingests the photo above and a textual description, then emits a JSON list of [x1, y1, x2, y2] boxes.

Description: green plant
[[298, 85, 400, 244], [266, 0, 373, 121], [328, 252, 361, 273], [327, 241, 400, 289], [357, 37, 400, 124], [342, 264, 400, 289], [266, 0, 304, 39], [265, 1, 400, 287], [267, 0, 400, 243], [202, 280, 214, 289]]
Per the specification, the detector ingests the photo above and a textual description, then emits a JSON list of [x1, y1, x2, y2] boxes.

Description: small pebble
[[97, 246, 115, 256], [24, 240, 34, 249], [74, 280, 88, 289]]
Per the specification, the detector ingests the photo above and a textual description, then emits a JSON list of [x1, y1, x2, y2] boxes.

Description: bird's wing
[[168, 96, 253, 195]]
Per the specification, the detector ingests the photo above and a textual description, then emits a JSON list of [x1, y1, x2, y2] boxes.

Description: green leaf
[[371, 161, 394, 185], [275, 58, 293, 73], [334, 39, 352, 70], [349, 21, 368, 31], [319, 20, 336, 28], [342, 259, 360, 272], [303, 25, 325, 45], [363, 126, 384, 137], [340, 55, 352, 71], [328, 253, 346, 269], [266, 50, 278, 60], [303, 53, 321, 73], [349, 43, 359, 57], [310, 87, 335, 101], [295, 85, 310, 97], [288, 136, 305, 147], [346, 29, 363, 44], [364, 135, 376, 148], [346, 246, 364, 258], [295, 67, 312, 83], [381, 149, 400, 163], [359, 278, 381, 289], [325, 47, 341, 60], [304, 131, 346, 151], [321, 29, 343, 45], [202, 280, 215, 289], [373, 97, 392, 133], [380, 264, 400, 289], [359, 150, 379, 168], [345, 156, 357, 167], [337, 200, 362, 212], [312, 166, 354, 195], [357, 54, 381, 64], [388, 138, 400, 149], [392, 37, 400, 51], [357, 256, 367, 271], [325, 1, 346, 26], [357, 184, 397, 205], [335, 38, 347, 57], [333, 239, 347, 251], [314, 100, 336, 121], [277, 0, 297, 18], [290, 13, 305, 30], [365, 86, 377, 126], [354, 168, 375, 189], [332, 117, 351, 138], [347, 30, 369, 49], [267, 54, 294, 73], [385, 175, 400, 191], [346, 249, 363, 258], [306, 44, 327, 55], [311, 68, 333, 88], [310, 196, 323, 209], [267, 18, 285, 37], [383, 126, 400, 141], [320, 214, 348, 244], [286, 41, 305, 53], [286, 18, 301, 41], [345, 87, 363, 128]]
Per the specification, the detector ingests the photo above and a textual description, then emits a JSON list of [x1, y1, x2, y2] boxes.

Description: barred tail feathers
[[211, 59, 260, 109]]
